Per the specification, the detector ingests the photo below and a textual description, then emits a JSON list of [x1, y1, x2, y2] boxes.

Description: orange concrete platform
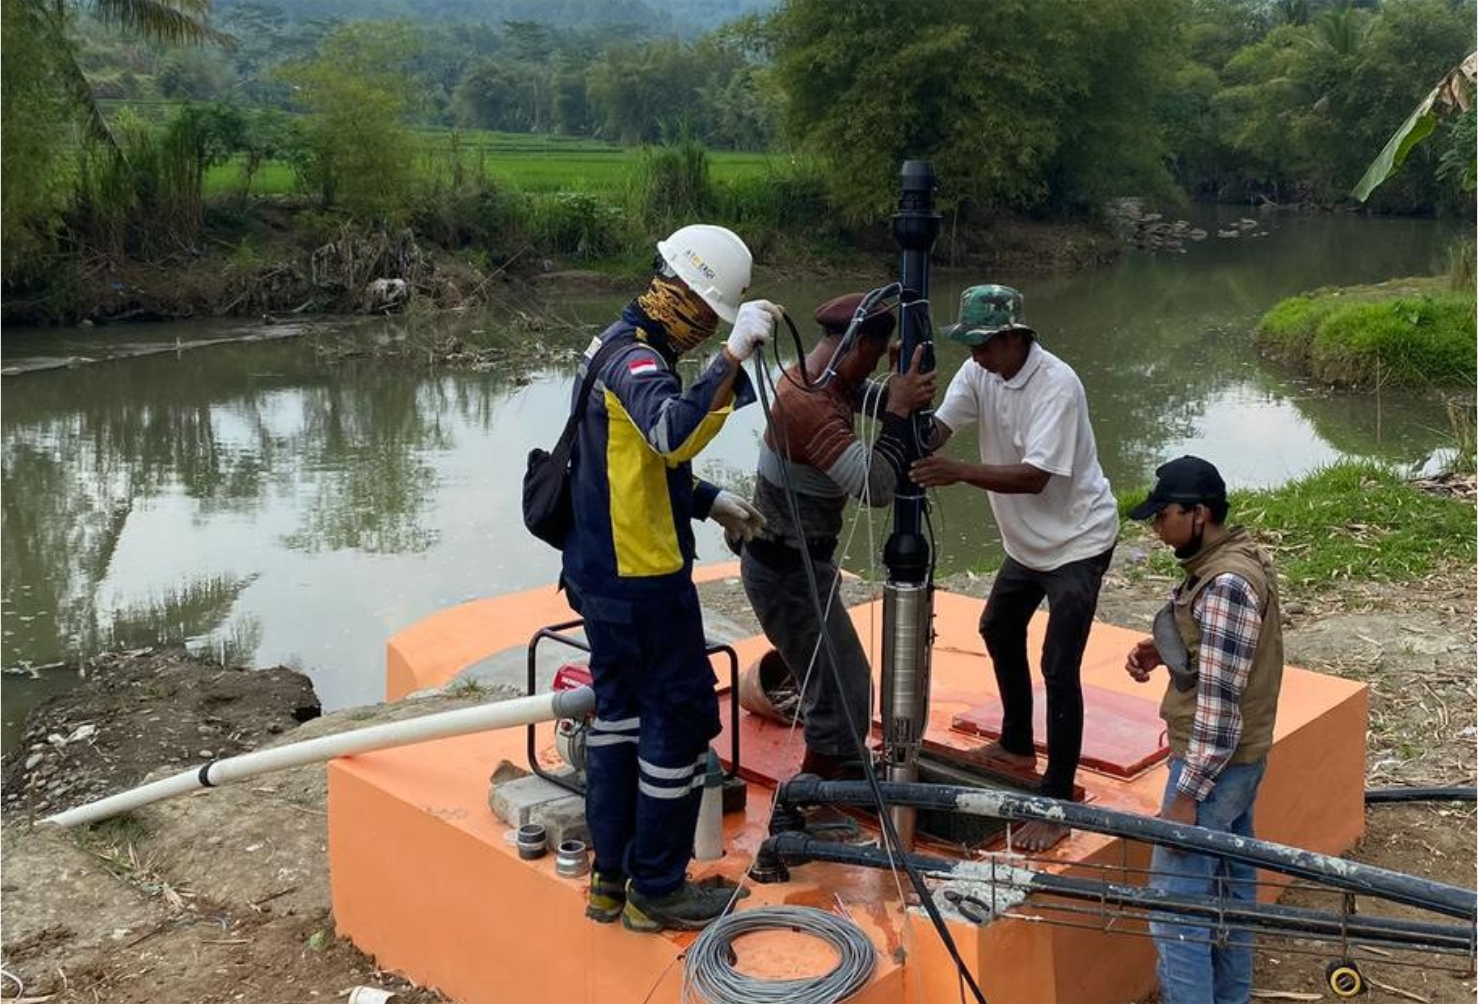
[[333, 575, 1367, 1004], [384, 562, 744, 701]]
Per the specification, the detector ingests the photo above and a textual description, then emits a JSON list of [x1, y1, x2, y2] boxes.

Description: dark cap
[[1128, 456, 1227, 521], [815, 293, 896, 341]]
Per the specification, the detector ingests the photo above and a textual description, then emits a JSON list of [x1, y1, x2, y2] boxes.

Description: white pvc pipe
[[44, 686, 596, 829]]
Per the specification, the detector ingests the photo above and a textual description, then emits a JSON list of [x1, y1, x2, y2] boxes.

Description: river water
[[1, 209, 1466, 751]]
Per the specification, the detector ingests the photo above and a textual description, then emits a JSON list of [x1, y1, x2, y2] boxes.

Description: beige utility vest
[[1161, 528, 1284, 763]]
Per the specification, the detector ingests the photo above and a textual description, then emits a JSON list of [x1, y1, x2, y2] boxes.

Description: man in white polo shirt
[[913, 284, 1119, 851]]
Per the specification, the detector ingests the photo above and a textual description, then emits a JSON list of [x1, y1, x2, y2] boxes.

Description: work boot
[[621, 876, 748, 933], [585, 871, 627, 924]]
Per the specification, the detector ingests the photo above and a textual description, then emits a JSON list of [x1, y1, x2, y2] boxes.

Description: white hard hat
[[655, 224, 752, 324]]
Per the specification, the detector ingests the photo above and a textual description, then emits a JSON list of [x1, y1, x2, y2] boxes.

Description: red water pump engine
[[551, 663, 593, 774]]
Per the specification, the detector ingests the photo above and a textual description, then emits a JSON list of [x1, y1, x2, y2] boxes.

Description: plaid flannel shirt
[[1177, 572, 1263, 801]]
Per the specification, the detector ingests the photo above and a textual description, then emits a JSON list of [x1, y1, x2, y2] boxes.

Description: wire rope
[[729, 321, 987, 1004], [681, 312, 906, 924], [683, 906, 878, 1004]]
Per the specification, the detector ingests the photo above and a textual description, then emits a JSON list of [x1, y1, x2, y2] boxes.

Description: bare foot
[[975, 740, 1037, 769], [1008, 820, 1070, 853]]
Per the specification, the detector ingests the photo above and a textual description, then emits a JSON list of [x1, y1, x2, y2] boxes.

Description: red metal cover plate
[[951, 684, 1169, 778]]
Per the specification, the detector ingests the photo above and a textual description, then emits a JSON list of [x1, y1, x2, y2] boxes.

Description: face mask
[[1174, 511, 1205, 560], [635, 273, 719, 355]]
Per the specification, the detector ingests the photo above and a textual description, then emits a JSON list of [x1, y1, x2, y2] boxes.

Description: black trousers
[[739, 549, 872, 759], [980, 545, 1115, 800]]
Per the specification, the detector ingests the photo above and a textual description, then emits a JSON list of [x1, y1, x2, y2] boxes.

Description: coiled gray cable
[[683, 905, 877, 1004]]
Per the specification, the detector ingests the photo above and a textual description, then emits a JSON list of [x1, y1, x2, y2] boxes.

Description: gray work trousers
[[739, 549, 873, 758]]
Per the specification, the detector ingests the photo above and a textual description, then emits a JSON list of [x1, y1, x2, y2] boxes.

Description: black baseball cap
[[1128, 456, 1227, 521]]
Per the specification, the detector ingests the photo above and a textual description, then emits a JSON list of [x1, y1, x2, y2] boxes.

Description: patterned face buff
[[636, 273, 719, 355]]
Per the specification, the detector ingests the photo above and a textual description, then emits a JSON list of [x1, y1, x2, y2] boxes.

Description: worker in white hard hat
[[561, 224, 781, 933]]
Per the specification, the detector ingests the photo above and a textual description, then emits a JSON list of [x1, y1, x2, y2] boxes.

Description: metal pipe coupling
[[555, 839, 590, 878]]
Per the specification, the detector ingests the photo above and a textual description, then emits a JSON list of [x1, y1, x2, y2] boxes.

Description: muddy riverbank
[[1, 651, 321, 823], [0, 208, 1118, 328]]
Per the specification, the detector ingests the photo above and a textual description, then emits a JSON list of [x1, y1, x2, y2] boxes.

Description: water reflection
[[0, 211, 1467, 752], [1, 342, 540, 748]]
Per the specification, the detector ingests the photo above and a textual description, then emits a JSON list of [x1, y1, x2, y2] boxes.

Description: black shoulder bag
[[522, 335, 628, 550]]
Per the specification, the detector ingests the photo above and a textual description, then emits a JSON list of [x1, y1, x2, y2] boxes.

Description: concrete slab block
[[488, 773, 579, 828], [527, 795, 589, 847]]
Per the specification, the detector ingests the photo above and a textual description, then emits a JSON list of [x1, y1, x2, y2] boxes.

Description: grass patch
[[80, 812, 150, 847], [204, 159, 295, 197], [445, 677, 490, 697], [1255, 277, 1476, 387], [1117, 461, 1476, 591]]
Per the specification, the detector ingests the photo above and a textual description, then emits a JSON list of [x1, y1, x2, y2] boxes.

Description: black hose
[[777, 312, 814, 392], [777, 778, 1478, 921], [1366, 786, 1477, 804], [764, 834, 1476, 955]]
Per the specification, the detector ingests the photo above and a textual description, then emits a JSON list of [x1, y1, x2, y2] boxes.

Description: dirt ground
[[2, 652, 322, 823], [1, 666, 469, 1004], [2, 548, 1473, 1003]]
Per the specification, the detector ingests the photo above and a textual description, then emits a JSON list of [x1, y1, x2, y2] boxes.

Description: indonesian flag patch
[[628, 356, 660, 377]]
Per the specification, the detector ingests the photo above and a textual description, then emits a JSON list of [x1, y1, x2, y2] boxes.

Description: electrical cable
[[777, 311, 817, 392], [680, 324, 909, 1003], [816, 283, 902, 388], [752, 341, 927, 967], [777, 283, 903, 395], [683, 906, 878, 1004], [744, 334, 988, 1004]]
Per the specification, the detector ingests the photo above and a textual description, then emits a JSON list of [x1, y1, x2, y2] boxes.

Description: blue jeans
[[1149, 758, 1268, 1004]]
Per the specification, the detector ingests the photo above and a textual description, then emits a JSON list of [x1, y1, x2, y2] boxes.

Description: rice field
[[201, 126, 796, 197]]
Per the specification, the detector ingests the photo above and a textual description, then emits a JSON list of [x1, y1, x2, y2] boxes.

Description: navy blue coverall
[[562, 307, 754, 897]]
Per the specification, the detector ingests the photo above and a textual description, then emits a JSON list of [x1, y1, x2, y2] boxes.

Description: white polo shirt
[[934, 342, 1119, 571]]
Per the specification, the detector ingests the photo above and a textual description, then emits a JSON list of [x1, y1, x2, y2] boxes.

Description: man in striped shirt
[[1125, 456, 1285, 1004], [740, 293, 935, 781]]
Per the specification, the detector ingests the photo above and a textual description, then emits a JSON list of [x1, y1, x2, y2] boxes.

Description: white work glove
[[725, 299, 783, 362], [710, 490, 767, 541]]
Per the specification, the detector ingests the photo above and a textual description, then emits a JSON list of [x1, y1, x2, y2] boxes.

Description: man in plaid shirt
[[1125, 456, 1285, 1004]]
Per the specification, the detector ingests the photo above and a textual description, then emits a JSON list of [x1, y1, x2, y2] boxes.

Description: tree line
[[773, 0, 1474, 220], [68, 4, 780, 150]]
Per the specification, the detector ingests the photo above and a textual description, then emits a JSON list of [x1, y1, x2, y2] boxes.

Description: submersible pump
[[878, 160, 941, 850]]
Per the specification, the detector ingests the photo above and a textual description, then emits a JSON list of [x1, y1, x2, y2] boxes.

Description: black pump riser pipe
[[776, 778, 1477, 921], [881, 160, 943, 851], [762, 834, 1475, 955], [885, 159, 941, 583]]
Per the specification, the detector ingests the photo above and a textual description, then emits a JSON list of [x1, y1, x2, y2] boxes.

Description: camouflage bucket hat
[[943, 284, 1036, 346]]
